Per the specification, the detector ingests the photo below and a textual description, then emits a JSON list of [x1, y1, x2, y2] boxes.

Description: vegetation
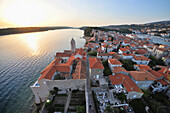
[[76, 105, 85, 113], [81, 27, 132, 37], [49, 87, 59, 95], [102, 60, 112, 76], [148, 55, 165, 67], [116, 93, 126, 102], [129, 99, 147, 113], [142, 90, 170, 113], [89, 40, 96, 43], [119, 59, 136, 71], [87, 51, 97, 56]]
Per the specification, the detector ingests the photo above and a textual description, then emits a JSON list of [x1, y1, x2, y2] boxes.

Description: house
[[162, 56, 170, 66], [109, 74, 143, 99], [129, 70, 156, 90], [112, 66, 128, 75], [158, 67, 170, 82], [151, 79, 169, 93], [121, 53, 133, 60], [97, 53, 113, 60], [148, 70, 164, 79], [130, 43, 137, 50], [122, 41, 130, 46], [72, 60, 86, 79], [108, 59, 122, 70], [109, 52, 122, 59], [97, 48, 103, 53], [133, 49, 150, 57], [89, 58, 104, 81], [84, 43, 100, 51], [101, 43, 108, 52], [159, 44, 170, 49], [118, 48, 130, 54], [132, 55, 151, 65], [73, 48, 87, 60], [134, 64, 152, 71], [55, 52, 71, 62], [153, 47, 169, 58]]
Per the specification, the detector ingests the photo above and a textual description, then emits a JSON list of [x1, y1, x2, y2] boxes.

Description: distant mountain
[[103, 20, 170, 30], [145, 20, 170, 25]]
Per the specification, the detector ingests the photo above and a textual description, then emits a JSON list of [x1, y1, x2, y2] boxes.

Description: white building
[[132, 55, 151, 65]]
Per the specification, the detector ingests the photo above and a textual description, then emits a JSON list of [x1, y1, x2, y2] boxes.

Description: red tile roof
[[74, 48, 86, 56], [122, 53, 133, 56], [40, 58, 61, 74], [119, 48, 128, 52], [134, 49, 148, 54], [89, 58, 104, 69], [98, 53, 112, 56], [56, 52, 71, 57], [149, 70, 163, 78], [133, 55, 151, 61], [56, 65, 70, 72], [112, 67, 128, 74], [129, 70, 156, 81], [134, 65, 152, 71], [109, 74, 143, 93], [108, 59, 122, 65], [156, 79, 169, 85], [39, 58, 62, 80], [72, 60, 86, 79]]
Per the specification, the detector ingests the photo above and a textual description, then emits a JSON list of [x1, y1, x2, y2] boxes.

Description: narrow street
[[86, 55, 96, 113]]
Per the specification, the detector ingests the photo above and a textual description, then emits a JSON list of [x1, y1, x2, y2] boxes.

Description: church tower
[[71, 38, 76, 53]]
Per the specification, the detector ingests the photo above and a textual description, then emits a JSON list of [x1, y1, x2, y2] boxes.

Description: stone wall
[[46, 79, 86, 91], [90, 69, 103, 80]]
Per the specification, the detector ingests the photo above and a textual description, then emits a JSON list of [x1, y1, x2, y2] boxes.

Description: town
[[30, 28, 170, 113]]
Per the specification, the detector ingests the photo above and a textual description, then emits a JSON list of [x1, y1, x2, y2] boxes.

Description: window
[[96, 75, 99, 79], [133, 95, 137, 98]]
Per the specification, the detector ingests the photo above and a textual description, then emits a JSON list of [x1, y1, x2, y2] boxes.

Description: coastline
[[0, 27, 75, 36]]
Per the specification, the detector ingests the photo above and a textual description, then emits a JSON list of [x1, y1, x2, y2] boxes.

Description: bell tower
[[71, 38, 76, 53]]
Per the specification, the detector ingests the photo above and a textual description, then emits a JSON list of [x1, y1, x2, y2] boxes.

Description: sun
[[2, 0, 48, 27]]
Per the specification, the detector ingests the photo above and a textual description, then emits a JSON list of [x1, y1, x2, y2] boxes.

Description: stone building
[[71, 38, 76, 53]]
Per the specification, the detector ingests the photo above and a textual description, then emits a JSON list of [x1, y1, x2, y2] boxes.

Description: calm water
[[0, 29, 85, 113]]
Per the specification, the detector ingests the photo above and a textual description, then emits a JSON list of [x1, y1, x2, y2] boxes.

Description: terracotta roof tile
[[72, 60, 86, 79], [109, 74, 143, 93], [112, 67, 128, 74], [108, 59, 122, 65], [133, 55, 151, 61], [134, 64, 152, 71], [119, 48, 128, 52], [56, 52, 71, 57], [156, 79, 169, 85], [89, 58, 104, 69], [149, 70, 163, 78], [129, 70, 156, 81]]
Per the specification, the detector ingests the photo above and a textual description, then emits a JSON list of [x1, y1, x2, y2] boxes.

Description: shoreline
[[0, 27, 75, 36]]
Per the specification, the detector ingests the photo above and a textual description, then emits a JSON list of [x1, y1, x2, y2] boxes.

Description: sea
[[0, 29, 85, 113]]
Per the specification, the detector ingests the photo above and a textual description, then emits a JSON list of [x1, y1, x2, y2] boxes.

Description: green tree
[[76, 106, 85, 113]]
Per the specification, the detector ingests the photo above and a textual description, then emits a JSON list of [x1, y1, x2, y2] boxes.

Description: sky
[[0, 0, 170, 28]]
